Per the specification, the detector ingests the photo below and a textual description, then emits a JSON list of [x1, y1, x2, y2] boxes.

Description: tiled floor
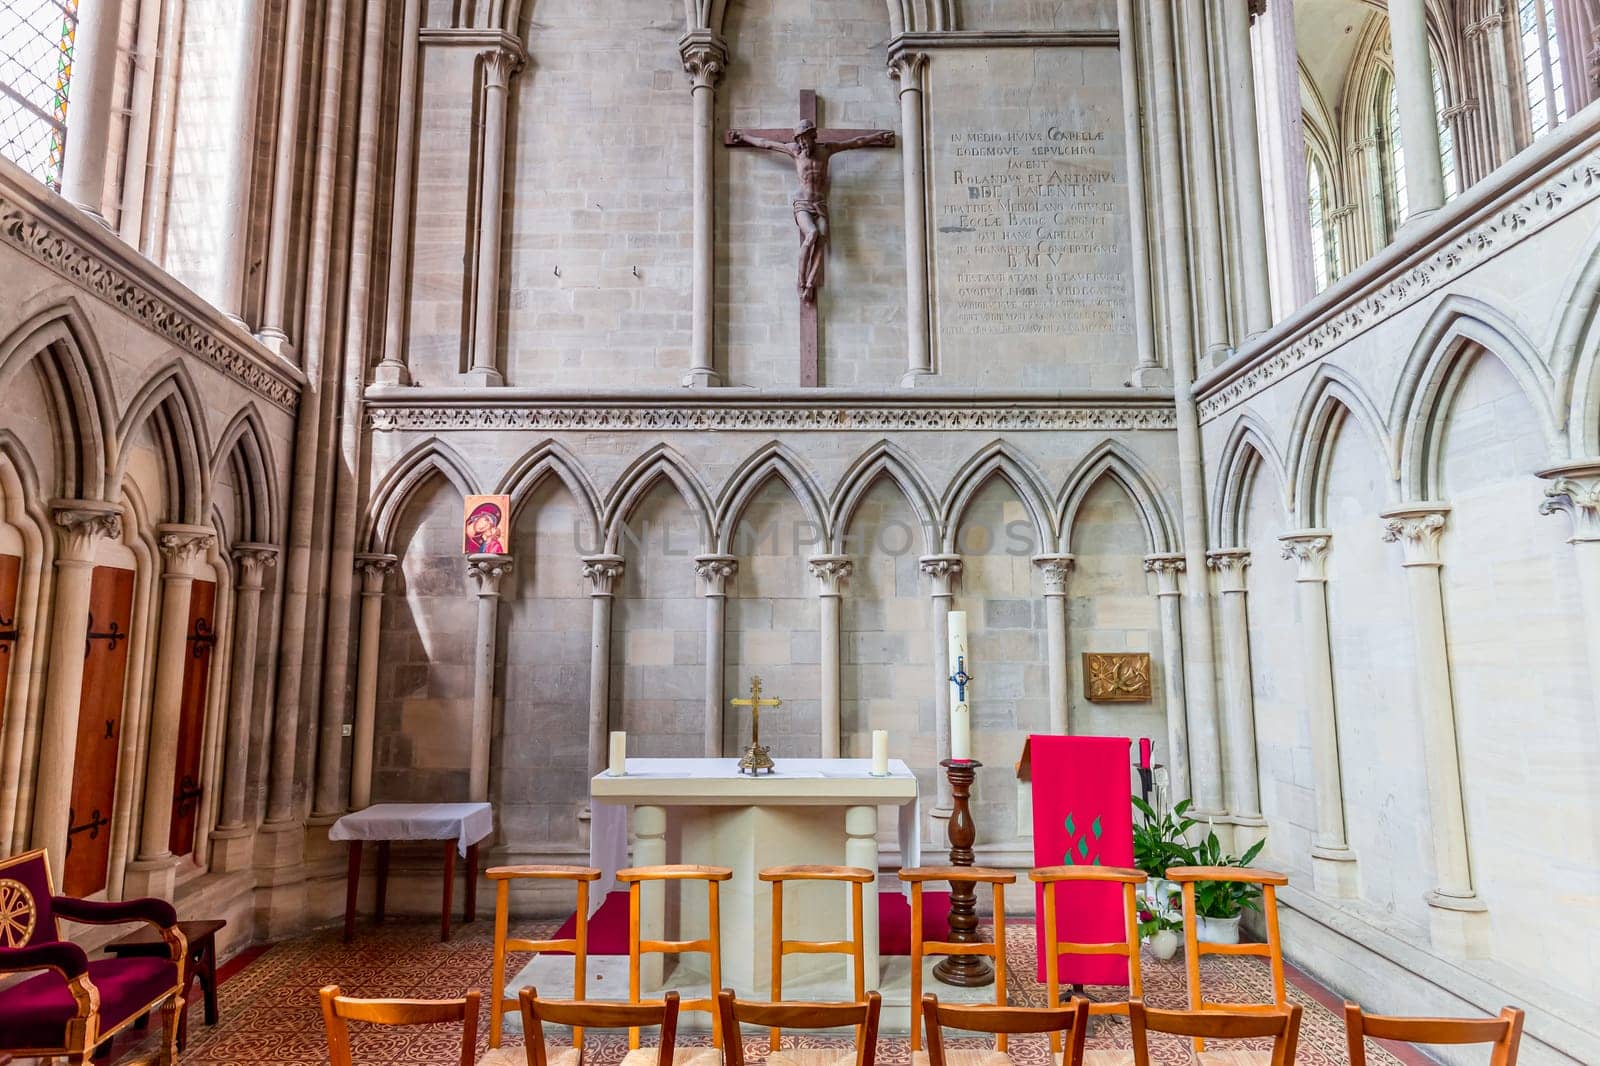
[[104, 919, 1412, 1065]]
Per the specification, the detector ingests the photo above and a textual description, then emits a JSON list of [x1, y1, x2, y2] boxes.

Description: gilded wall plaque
[[1082, 652, 1152, 703]]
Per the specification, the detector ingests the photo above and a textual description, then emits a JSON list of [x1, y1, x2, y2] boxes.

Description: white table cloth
[[330, 801, 493, 856]]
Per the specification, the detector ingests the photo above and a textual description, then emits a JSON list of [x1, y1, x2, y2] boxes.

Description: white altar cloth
[[329, 802, 493, 856]]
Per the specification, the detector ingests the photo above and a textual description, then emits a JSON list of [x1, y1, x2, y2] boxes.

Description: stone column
[[375, 0, 425, 384], [212, 544, 278, 871], [467, 554, 512, 802], [130, 525, 216, 893], [59, 0, 126, 219], [1207, 549, 1266, 846], [1032, 555, 1075, 736], [1250, 0, 1315, 316], [1389, 0, 1448, 221], [467, 46, 524, 386], [808, 555, 852, 759], [1380, 505, 1488, 957], [348, 553, 397, 810], [680, 31, 726, 387], [582, 555, 625, 789], [1145, 554, 1191, 804], [890, 49, 933, 385], [1219, 0, 1272, 337], [1540, 462, 1600, 734], [256, 0, 309, 355], [1180, 0, 1230, 359], [920, 554, 961, 815], [1115, 0, 1160, 382], [696, 555, 737, 756], [31, 502, 121, 882], [217, 0, 270, 321], [1279, 531, 1358, 898]]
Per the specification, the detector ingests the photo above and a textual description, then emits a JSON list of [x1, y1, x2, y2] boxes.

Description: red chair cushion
[[0, 956, 176, 1050]]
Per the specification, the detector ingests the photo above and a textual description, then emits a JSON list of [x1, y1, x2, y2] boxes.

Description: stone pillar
[[890, 49, 933, 385], [129, 525, 216, 894], [212, 544, 279, 871], [1389, 0, 1448, 221], [1145, 554, 1191, 804], [257, 0, 309, 355], [59, 0, 125, 219], [348, 553, 397, 810], [1207, 549, 1266, 845], [680, 31, 726, 387], [1380, 505, 1489, 957], [696, 555, 737, 756], [1220, 0, 1272, 337], [467, 46, 524, 386], [920, 554, 961, 815], [1180, 0, 1230, 359], [375, 0, 425, 383], [1033, 555, 1075, 736], [1540, 462, 1600, 734], [217, 0, 270, 321], [467, 554, 512, 802], [809, 555, 852, 759], [1115, 0, 1160, 382], [1279, 531, 1358, 898], [582, 555, 625, 789], [31, 502, 121, 882]]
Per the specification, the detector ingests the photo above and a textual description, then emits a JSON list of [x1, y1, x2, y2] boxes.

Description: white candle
[[871, 730, 889, 775], [608, 730, 627, 776], [948, 611, 972, 761]]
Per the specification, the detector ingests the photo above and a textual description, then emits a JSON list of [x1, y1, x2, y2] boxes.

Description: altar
[[589, 757, 919, 997]]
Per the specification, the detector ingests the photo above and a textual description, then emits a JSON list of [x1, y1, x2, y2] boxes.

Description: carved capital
[[694, 553, 738, 596], [678, 30, 728, 90], [468, 553, 513, 596], [480, 46, 524, 91], [1031, 553, 1075, 595], [50, 500, 122, 562], [581, 553, 625, 596], [1279, 530, 1332, 582], [888, 49, 928, 91], [1539, 462, 1600, 542], [919, 553, 963, 596], [1381, 504, 1450, 566], [1206, 548, 1251, 593], [234, 543, 280, 591], [808, 554, 853, 596], [1143, 553, 1185, 596], [354, 552, 398, 596], [156, 523, 216, 578]]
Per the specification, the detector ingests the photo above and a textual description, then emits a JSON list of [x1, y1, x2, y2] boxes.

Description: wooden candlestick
[[934, 758, 994, 987]]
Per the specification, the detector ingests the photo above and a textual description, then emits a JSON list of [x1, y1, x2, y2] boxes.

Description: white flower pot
[[1146, 928, 1180, 961], [1195, 914, 1241, 945]]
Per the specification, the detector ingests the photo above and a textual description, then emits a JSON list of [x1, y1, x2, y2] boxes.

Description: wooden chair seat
[[911, 1049, 1015, 1066], [619, 1046, 725, 1066], [478, 1045, 580, 1066]]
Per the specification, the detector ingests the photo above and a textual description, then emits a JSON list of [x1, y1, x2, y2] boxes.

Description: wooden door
[[168, 579, 216, 858], [0, 554, 20, 739], [63, 565, 135, 897]]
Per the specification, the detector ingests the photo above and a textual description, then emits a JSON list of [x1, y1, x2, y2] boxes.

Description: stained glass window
[[1520, 0, 1568, 140], [0, 0, 78, 190], [1307, 150, 1341, 293], [1375, 69, 1407, 244]]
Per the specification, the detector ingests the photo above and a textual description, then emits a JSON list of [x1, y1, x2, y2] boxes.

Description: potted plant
[[1137, 904, 1182, 961], [1187, 831, 1267, 945], [1131, 796, 1197, 910]]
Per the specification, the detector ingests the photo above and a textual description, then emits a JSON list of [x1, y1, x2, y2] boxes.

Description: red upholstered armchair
[[0, 849, 185, 1065]]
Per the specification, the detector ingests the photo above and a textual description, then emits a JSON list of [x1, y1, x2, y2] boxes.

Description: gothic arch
[[1287, 363, 1394, 526], [1056, 440, 1176, 555], [111, 361, 212, 527], [827, 440, 939, 555], [364, 437, 480, 553], [601, 444, 715, 554], [497, 440, 603, 548], [1210, 412, 1291, 548], [0, 432, 49, 854], [1551, 225, 1600, 454], [209, 405, 279, 545], [939, 441, 1054, 554], [0, 300, 116, 500], [1391, 295, 1561, 499], [713, 442, 829, 555]]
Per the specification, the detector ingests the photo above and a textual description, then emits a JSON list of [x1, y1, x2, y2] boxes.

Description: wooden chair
[[319, 985, 480, 1066], [513, 987, 709, 1066], [485, 864, 601, 1049], [1345, 1002, 1524, 1066], [1029, 866, 1146, 1055], [1165, 865, 1289, 1051], [1127, 1000, 1300, 1066], [760, 864, 873, 1050], [898, 865, 1015, 1053], [920, 993, 1090, 1066], [718, 989, 882, 1066], [619, 864, 732, 1049]]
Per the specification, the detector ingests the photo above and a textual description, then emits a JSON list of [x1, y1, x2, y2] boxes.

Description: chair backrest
[[1166, 864, 1288, 1050], [1029, 866, 1145, 1015], [485, 864, 601, 1050], [0, 849, 59, 947], [1345, 1003, 1524, 1066], [759, 863, 872, 1048], [520, 987, 681, 1066], [1127, 1000, 1301, 1066], [897, 865, 1015, 1052], [320, 984, 481, 1066], [718, 990, 881, 1066], [618, 863, 732, 1048], [921, 994, 1090, 1066]]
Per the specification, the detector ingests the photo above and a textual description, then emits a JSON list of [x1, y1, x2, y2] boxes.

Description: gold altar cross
[[731, 676, 782, 775]]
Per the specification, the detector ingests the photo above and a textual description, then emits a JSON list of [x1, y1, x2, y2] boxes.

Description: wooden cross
[[725, 90, 896, 387], [730, 675, 783, 774]]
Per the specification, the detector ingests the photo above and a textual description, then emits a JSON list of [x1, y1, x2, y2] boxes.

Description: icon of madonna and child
[[463, 494, 511, 555]]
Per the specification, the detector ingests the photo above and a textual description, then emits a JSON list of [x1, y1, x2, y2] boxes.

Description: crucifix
[[731, 675, 782, 775], [725, 90, 896, 387]]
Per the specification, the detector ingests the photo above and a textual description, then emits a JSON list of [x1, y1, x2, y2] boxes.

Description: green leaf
[[1091, 815, 1103, 838], [1077, 838, 1090, 859], [1065, 813, 1076, 836]]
